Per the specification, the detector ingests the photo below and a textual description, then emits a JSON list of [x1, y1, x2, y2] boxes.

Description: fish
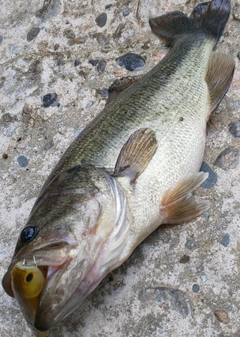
[[2, 0, 235, 334]]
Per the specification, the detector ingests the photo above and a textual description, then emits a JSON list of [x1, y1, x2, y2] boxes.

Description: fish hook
[[33, 256, 37, 267]]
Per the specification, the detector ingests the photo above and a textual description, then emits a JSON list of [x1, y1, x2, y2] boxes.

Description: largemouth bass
[[2, 0, 234, 334]]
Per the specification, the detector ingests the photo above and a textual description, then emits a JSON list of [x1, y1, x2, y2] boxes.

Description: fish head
[[2, 164, 127, 331]]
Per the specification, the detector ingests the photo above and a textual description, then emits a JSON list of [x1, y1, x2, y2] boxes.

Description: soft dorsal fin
[[113, 128, 157, 183], [206, 52, 235, 114]]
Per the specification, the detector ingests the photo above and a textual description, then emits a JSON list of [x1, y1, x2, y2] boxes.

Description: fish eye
[[26, 273, 33, 283], [20, 226, 39, 243]]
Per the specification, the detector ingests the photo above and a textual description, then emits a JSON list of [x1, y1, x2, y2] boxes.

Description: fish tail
[[149, 0, 231, 46]]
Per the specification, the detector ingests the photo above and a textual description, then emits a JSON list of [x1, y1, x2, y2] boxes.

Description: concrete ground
[[0, 0, 240, 336]]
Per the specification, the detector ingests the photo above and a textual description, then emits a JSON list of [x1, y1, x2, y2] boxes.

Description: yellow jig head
[[11, 262, 47, 336], [11, 262, 45, 299]]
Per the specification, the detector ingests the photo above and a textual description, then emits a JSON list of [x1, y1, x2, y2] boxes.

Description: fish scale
[[52, 39, 210, 179]]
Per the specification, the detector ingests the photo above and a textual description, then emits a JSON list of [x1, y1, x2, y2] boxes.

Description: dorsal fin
[[107, 76, 142, 105]]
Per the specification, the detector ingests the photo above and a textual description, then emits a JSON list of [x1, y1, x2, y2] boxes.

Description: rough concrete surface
[[0, 0, 240, 336]]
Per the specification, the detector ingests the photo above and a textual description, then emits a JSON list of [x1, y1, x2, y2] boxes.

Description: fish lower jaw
[[34, 235, 132, 331]]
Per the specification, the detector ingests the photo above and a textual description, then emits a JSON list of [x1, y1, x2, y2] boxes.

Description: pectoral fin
[[113, 128, 157, 183], [206, 52, 235, 114], [161, 172, 209, 224]]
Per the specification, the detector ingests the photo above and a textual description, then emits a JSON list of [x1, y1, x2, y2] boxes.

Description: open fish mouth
[[2, 246, 75, 334], [2, 241, 72, 295], [1, 240, 75, 332]]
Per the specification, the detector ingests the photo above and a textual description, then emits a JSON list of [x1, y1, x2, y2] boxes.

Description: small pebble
[[200, 162, 217, 188], [233, 3, 240, 21], [39, 127, 47, 135], [74, 59, 81, 67], [56, 60, 63, 66], [221, 234, 230, 247], [192, 284, 200, 293], [123, 10, 129, 16], [214, 146, 239, 170], [10, 45, 21, 54], [214, 310, 230, 324], [64, 29, 76, 39], [89, 59, 99, 66], [116, 53, 145, 71], [229, 121, 240, 137], [2, 153, 8, 159], [185, 239, 198, 250], [17, 156, 28, 167], [179, 255, 190, 263], [96, 34, 107, 45], [44, 139, 54, 151], [105, 4, 112, 9], [204, 212, 210, 220], [0, 36, 3, 43], [42, 93, 60, 108], [200, 274, 207, 283], [54, 44, 59, 50], [214, 106, 222, 114], [237, 52, 240, 60], [97, 88, 109, 98], [95, 12, 107, 27], [97, 60, 106, 73], [86, 102, 94, 109], [27, 27, 40, 41]]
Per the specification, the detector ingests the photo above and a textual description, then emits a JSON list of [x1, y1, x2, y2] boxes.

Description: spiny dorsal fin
[[107, 76, 142, 105], [161, 172, 209, 224], [113, 128, 157, 183], [206, 52, 235, 114]]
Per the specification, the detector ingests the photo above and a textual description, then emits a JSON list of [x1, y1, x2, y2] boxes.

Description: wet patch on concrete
[[139, 287, 192, 318]]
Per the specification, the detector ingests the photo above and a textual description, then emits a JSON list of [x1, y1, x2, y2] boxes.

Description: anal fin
[[161, 172, 209, 224], [206, 52, 235, 114], [113, 128, 157, 183]]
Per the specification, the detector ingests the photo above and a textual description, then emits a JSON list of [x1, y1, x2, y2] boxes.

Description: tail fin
[[149, 0, 231, 46]]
